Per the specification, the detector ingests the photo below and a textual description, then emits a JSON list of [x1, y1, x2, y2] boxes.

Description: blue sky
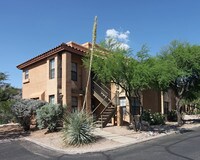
[[1, 0, 200, 88]]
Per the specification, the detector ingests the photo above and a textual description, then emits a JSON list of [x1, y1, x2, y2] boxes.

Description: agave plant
[[62, 111, 95, 146]]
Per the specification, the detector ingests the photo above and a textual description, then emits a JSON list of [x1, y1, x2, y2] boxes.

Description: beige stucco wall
[[111, 83, 131, 123], [22, 54, 59, 103], [143, 89, 161, 113], [22, 51, 91, 112], [69, 52, 91, 112], [22, 60, 47, 100]]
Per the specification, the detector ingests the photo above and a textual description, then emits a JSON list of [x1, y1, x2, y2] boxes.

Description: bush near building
[[142, 109, 165, 125], [36, 103, 63, 132], [12, 99, 46, 131]]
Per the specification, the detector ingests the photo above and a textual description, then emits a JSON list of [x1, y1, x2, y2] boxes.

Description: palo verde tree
[[87, 40, 155, 130], [154, 41, 200, 125]]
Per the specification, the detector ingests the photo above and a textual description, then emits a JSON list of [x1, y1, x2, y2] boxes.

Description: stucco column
[[62, 52, 71, 108], [117, 106, 123, 126]]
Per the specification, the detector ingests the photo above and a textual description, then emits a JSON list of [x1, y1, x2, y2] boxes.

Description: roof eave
[[17, 43, 87, 70]]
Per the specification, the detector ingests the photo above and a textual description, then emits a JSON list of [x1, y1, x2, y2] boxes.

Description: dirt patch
[[0, 123, 29, 140]]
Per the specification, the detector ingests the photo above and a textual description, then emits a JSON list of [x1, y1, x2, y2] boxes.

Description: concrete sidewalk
[[93, 128, 138, 144], [92, 127, 172, 146]]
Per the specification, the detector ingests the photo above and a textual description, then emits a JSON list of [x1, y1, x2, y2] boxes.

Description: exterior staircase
[[92, 81, 117, 128]]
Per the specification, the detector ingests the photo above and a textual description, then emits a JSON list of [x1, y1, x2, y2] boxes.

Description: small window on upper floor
[[71, 62, 77, 81], [25, 70, 29, 79], [49, 58, 55, 79]]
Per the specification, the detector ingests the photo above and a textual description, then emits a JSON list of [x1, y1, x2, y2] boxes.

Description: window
[[119, 97, 126, 115], [164, 101, 169, 114], [59, 56, 62, 78], [72, 96, 78, 112], [49, 58, 55, 79], [49, 95, 55, 104], [71, 62, 77, 81], [119, 97, 126, 107], [24, 70, 29, 79]]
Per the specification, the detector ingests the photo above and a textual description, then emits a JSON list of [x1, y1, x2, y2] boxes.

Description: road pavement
[[0, 127, 200, 160]]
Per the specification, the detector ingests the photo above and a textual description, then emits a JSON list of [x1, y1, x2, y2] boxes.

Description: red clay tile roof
[[17, 42, 88, 70]]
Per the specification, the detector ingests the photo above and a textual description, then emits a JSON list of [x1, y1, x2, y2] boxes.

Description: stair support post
[[117, 106, 123, 126]]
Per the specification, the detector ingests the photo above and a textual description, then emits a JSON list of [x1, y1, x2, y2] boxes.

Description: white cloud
[[106, 29, 119, 39], [105, 29, 130, 49], [118, 31, 130, 42]]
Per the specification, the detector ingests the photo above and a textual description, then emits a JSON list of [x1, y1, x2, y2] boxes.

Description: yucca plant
[[62, 111, 95, 146]]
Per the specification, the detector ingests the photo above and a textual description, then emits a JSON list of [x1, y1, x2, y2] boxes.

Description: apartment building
[[17, 42, 92, 112], [110, 84, 176, 123], [17, 41, 175, 127]]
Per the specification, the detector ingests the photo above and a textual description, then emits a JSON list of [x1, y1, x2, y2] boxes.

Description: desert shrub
[[12, 99, 46, 131], [36, 104, 63, 132], [187, 108, 200, 115], [141, 109, 152, 122], [62, 111, 95, 146], [142, 109, 165, 125], [167, 110, 177, 122], [151, 112, 165, 125], [195, 109, 200, 114]]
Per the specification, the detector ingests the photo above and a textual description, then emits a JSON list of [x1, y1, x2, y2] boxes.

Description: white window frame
[[119, 97, 126, 115], [24, 70, 29, 79], [49, 58, 55, 79]]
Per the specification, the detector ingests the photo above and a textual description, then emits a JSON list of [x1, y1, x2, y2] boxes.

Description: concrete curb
[[23, 130, 177, 154], [23, 124, 200, 154]]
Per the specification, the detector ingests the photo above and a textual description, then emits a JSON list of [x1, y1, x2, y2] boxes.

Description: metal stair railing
[[92, 95, 108, 115], [92, 81, 118, 124], [99, 93, 117, 115], [93, 81, 110, 101], [97, 93, 118, 127], [92, 81, 113, 113]]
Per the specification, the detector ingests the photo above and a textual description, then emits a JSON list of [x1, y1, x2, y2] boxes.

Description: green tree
[[87, 40, 154, 130], [154, 41, 200, 125], [0, 72, 18, 124]]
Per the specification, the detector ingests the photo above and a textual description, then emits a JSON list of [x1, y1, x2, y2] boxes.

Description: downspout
[[161, 91, 164, 114]]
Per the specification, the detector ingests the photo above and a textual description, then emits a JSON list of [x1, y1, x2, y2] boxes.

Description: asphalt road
[[0, 127, 200, 160]]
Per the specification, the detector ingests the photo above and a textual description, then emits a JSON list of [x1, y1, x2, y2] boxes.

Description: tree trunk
[[127, 97, 138, 131], [175, 97, 183, 126]]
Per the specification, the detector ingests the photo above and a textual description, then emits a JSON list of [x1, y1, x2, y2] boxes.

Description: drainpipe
[[161, 91, 164, 114]]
